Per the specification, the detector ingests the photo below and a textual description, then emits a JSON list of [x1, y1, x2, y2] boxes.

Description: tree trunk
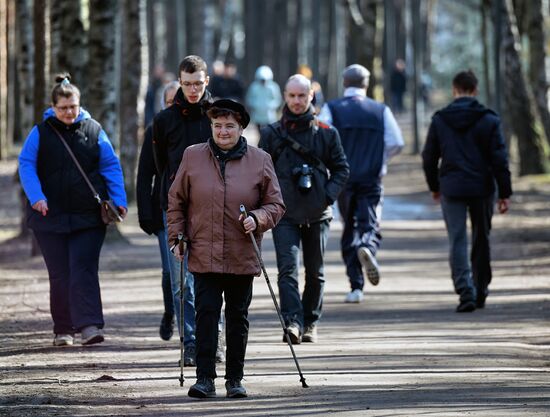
[[525, 0, 550, 147], [481, 0, 493, 106], [119, 0, 145, 202], [33, 0, 47, 125], [502, 0, 547, 175], [15, 0, 34, 142], [348, 0, 377, 98], [0, 0, 8, 159], [49, 0, 87, 95], [88, 0, 117, 145]]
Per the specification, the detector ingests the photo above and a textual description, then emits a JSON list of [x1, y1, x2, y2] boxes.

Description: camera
[[292, 164, 314, 192]]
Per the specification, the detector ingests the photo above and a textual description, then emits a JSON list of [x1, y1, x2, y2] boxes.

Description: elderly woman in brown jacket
[[167, 99, 285, 399]]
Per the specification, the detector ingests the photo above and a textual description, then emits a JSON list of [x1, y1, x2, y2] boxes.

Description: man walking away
[[319, 64, 404, 304], [422, 70, 512, 312]]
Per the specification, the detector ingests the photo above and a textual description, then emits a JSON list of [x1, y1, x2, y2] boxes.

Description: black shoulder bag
[[268, 124, 328, 175], [47, 121, 123, 224]]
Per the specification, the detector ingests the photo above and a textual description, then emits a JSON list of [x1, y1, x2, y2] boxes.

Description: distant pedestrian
[[259, 74, 349, 344], [320, 64, 404, 304], [18, 73, 127, 346], [209, 61, 245, 102], [390, 59, 407, 113], [422, 70, 512, 312], [137, 81, 179, 341], [168, 99, 285, 399], [297, 64, 325, 113], [245, 65, 282, 129]]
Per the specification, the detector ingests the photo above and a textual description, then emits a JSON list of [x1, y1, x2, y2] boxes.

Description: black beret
[[209, 99, 250, 128]]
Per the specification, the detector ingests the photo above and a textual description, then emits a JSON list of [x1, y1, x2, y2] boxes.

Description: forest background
[[0, 0, 549, 206]]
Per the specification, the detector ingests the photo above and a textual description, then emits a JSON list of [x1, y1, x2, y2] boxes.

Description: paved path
[[0, 155, 549, 416]]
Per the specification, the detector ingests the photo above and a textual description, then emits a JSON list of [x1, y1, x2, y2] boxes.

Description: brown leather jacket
[[167, 139, 285, 276]]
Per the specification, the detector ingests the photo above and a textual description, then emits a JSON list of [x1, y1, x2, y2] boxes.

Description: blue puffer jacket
[[422, 97, 512, 199]]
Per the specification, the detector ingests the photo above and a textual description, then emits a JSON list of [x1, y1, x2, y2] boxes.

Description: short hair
[[285, 74, 312, 91], [51, 73, 81, 105], [452, 70, 478, 93], [342, 64, 370, 88], [206, 107, 244, 126], [178, 55, 207, 75]]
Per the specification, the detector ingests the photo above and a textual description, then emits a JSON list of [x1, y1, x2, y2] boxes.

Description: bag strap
[[46, 121, 102, 205], [268, 124, 328, 174]]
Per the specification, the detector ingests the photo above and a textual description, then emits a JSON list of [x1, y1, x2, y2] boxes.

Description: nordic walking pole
[[240, 204, 308, 388], [171, 232, 186, 387]]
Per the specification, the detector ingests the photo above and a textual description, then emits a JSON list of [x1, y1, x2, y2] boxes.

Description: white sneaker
[[345, 289, 364, 303], [81, 325, 104, 345], [357, 247, 380, 285], [53, 334, 74, 346]]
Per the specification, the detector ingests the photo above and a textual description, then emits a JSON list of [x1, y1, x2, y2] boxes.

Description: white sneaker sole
[[357, 247, 380, 286]]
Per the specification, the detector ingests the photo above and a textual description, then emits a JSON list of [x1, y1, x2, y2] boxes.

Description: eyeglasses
[[181, 81, 205, 89], [55, 104, 80, 113]]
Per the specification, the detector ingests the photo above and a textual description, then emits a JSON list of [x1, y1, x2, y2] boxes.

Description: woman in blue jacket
[[19, 73, 127, 346]]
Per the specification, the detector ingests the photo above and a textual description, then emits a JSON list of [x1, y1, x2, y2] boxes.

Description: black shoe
[[184, 345, 196, 367], [188, 378, 216, 398], [282, 323, 301, 344], [476, 294, 487, 309], [456, 300, 476, 313], [225, 379, 247, 398], [159, 313, 174, 341]]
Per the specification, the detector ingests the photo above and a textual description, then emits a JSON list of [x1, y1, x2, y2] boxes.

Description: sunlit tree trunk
[[0, 0, 9, 159], [502, 0, 547, 175], [347, 0, 377, 98], [525, 0, 550, 147], [88, 0, 117, 145], [50, 0, 86, 93], [119, 0, 146, 202], [15, 0, 33, 142]]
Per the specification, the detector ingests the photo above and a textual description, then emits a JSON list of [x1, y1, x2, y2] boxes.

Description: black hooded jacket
[[422, 97, 512, 199], [152, 88, 213, 209]]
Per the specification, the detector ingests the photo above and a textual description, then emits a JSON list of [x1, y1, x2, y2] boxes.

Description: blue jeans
[[440, 195, 494, 302], [272, 219, 330, 331], [156, 229, 174, 318], [163, 212, 195, 348]]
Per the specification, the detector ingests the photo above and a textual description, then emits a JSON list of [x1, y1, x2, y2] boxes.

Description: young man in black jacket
[[137, 81, 179, 341], [152, 55, 213, 366], [422, 70, 512, 312], [259, 74, 349, 344]]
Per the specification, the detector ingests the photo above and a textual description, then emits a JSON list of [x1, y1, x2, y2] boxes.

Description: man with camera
[[259, 74, 349, 344], [319, 64, 404, 303]]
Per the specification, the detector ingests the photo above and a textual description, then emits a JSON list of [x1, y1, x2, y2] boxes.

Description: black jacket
[[259, 112, 349, 225], [152, 88, 213, 209], [422, 97, 512, 199], [136, 124, 163, 234]]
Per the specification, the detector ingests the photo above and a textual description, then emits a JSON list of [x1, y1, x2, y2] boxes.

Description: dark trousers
[[441, 195, 494, 301], [338, 182, 383, 291], [272, 219, 330, 331], [33, 227, 106, 334], [194, 273, 253, 380]]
